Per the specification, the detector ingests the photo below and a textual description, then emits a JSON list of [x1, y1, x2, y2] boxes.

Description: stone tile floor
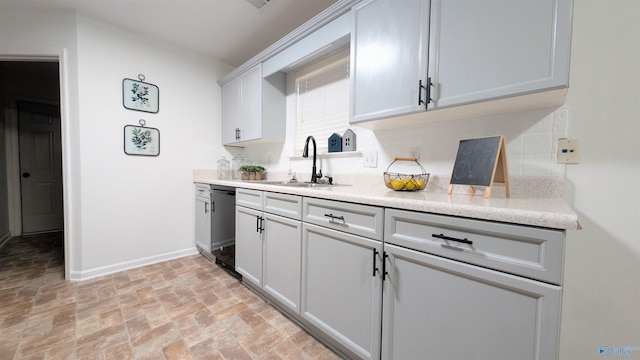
[[0, 232, 340, 359]]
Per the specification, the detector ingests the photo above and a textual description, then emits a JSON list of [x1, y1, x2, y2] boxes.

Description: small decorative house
[[343, 129, 357, 151], [328, 133, 343, 153]]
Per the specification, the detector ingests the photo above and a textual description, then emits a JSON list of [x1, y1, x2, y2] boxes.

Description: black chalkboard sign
[[448, 135, 510, 198]]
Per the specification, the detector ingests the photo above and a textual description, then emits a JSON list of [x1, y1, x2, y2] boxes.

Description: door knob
[[22, 172, 30, 178]]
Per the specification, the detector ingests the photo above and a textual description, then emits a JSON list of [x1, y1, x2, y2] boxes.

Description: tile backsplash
[[373, 106, 570, 177], [239, 106, 570, 182]]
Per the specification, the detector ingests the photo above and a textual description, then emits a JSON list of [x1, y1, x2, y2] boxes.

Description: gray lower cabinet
[[234, 192, 565, 360], [383, 208, 565, 360], [235, 204, 263, 286], [300, 198, 384, 359], [235, 189, 303, 313], [194, 185, 211, 253], [381, 243, 561, 360], [301, 223, 383, 360]]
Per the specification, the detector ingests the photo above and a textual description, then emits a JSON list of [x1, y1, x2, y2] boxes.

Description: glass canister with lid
[[217, 156, 230, 179], [231, 155, 246, 180]]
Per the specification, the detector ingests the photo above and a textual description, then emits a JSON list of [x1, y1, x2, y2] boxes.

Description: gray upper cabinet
[[349, 0, 573, 126], [428, 0, 573, 109], [350, 0, 430, 123], [221, 63, 285, 146]]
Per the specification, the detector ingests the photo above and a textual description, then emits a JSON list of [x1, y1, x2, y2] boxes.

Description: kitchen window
[[294, 49, 350, 154]]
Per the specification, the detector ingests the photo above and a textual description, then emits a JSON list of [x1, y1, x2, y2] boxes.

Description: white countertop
[[194, 170, 579, 231]]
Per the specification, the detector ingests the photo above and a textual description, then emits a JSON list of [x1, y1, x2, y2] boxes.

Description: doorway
[[18, 100, 64, 233], [1, 61, 63, 235]]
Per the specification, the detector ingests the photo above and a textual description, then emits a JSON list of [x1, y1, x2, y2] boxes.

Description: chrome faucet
[[302, 135, 322, 183]]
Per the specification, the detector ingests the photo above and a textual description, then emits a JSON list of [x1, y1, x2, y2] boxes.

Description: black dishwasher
[[205, 185, 240, 278]]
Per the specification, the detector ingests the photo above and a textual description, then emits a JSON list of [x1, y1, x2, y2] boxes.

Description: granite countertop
[[194, 170, 579, 231]]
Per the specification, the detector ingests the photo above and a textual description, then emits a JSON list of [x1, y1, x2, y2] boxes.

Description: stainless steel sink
[[275, 181, 349, 188], [244, 180, 350, 188], [279, 182, 331, 188]]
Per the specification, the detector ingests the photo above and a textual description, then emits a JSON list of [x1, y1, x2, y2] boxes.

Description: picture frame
[[124, 124, 160, 156], [122, 78, 159, 113]]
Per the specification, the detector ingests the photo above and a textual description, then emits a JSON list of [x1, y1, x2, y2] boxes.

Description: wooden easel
[[448, 135, 510, 199]]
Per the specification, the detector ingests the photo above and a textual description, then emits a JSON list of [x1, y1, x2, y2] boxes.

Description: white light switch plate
[[363, 151, 378, 168], [557, 138, 581, 164]]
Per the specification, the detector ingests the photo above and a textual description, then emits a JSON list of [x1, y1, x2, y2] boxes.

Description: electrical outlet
[[409, 147, 420, 160], [363, 151, 378, 168], [557, 138, 581, 164]]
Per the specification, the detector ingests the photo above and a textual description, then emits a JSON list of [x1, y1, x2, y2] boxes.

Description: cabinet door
[[221, 77, 240, 145], [428, 0, 572, 108], [382, 243, 561, 360], [263, 213, 302, 313], [195, 197, 211, 252], [301, 223, 382, 360], [350, 0, 430, 123], [239, 64, 262, 142], [235, 205, 263, 287]]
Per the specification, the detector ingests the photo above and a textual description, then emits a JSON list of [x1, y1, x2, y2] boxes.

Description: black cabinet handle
[[372, 248, 379, 277], [22, 172, 30, 178], [204, 203, 209, 214], [324, 213, 345, 222], [432, 233, 473, 245], [259, 216, 265, 233], [418, 77, 433, 109], [382, 251, 389, 281], [426, 77, 432, 105], [256, 216, 260, 233]]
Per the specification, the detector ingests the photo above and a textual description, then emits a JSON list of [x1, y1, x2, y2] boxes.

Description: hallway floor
[[0, 232, 340, 359]]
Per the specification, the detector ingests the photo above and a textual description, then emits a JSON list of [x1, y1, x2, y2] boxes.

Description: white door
[[18, 100, 63, 234]]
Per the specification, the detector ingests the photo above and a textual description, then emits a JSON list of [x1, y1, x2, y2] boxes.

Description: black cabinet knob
[[22, 172, 30, 178]]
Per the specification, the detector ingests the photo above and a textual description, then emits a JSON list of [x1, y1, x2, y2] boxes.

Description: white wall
[[1, 8, 234, 278], [74, 15, 234, 276], [560, 1, 640, 359]]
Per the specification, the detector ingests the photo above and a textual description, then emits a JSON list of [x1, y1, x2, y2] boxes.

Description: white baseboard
[[0, 232, 11, 249], [69, 246, 200, 281]]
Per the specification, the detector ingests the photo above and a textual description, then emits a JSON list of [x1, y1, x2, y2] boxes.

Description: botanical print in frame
[[124, 125, 160, 156], [122, 78, 159, 113]]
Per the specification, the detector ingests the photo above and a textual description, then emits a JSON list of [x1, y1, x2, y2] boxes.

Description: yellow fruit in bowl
[[415, 178, 426, 190], [391, 178, 407, 190], [405, 180, 417, 191], [385, 178, 392, 188]]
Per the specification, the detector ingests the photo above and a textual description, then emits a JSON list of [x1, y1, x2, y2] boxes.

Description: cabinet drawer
[[236, 188, 262, 210], [303, 198, 384, 241], [195, 183, 210, 197], [264, 192, 302, 220], [384, 209, 565, 284]]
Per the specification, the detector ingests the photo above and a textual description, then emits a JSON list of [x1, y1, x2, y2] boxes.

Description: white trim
[[68, 247, 200, 281], [59, 48, 72, 282], [0, 232, 10, 249]]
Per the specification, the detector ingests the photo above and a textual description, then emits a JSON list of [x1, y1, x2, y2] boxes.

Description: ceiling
[[0, 0, 340, 67]]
